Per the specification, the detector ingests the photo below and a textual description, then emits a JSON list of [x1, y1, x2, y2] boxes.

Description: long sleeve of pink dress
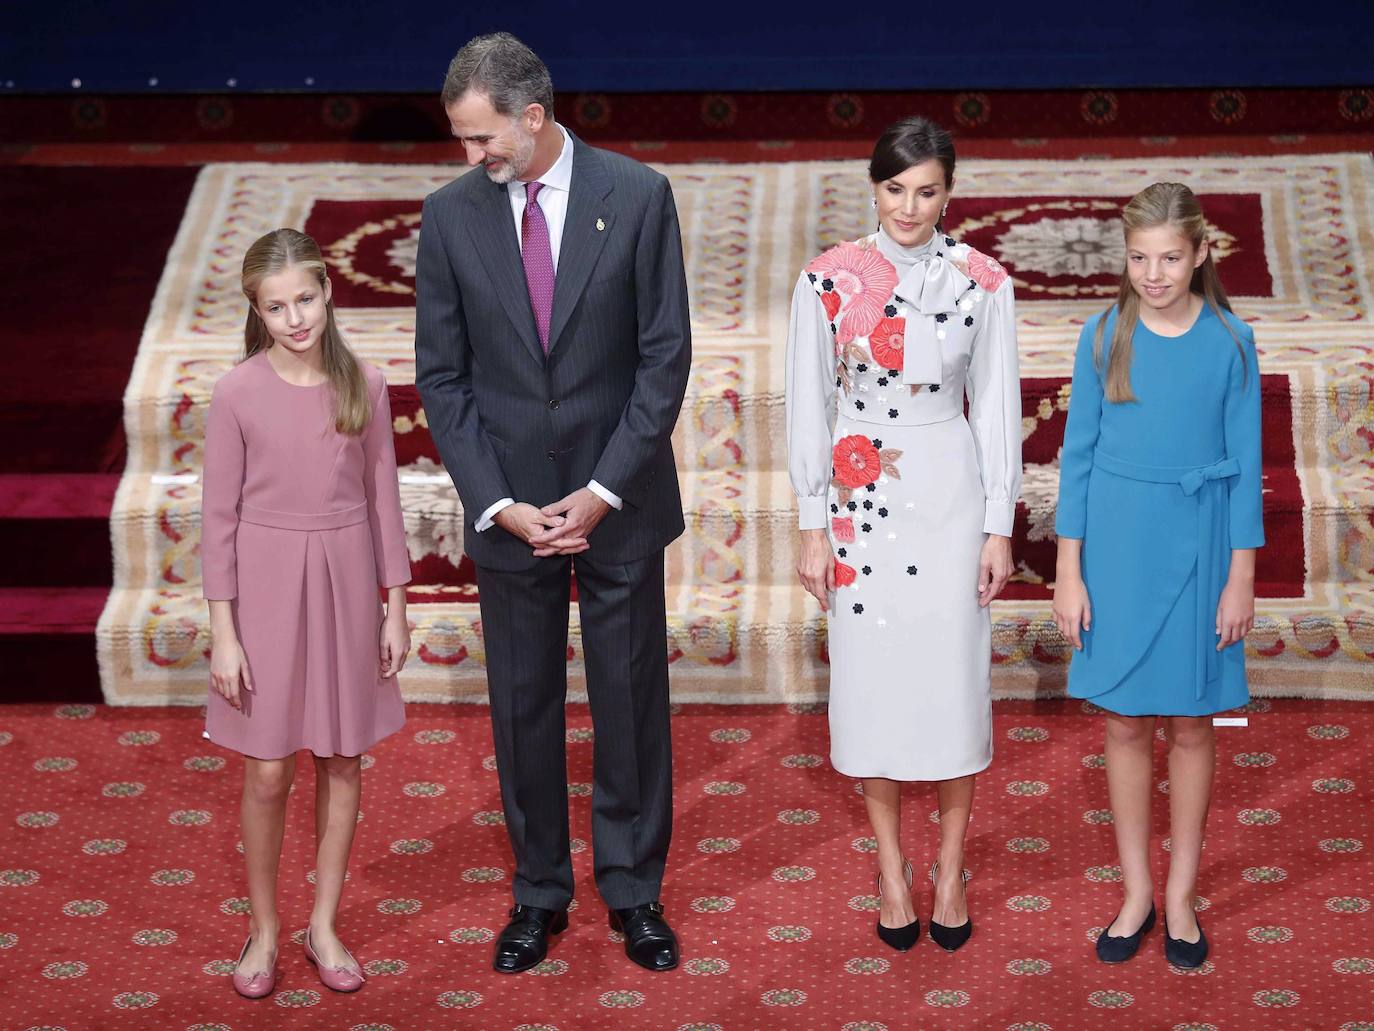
[[200, 352, 409, 759]]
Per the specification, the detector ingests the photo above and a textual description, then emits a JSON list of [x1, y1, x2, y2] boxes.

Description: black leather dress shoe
[[493, 904, 568, 974], [1095, 903, 1156, 963], [1164, 916, 1209, 969], [609, 902, 679, 971]]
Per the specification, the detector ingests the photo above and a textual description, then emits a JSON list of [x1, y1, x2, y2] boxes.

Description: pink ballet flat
[[231, 935, 278, 999], [305, 927, 366, 993]]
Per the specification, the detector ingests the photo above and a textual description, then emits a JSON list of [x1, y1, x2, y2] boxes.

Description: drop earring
[[871, 197, 878, 209], [941, 203, 948, 218]]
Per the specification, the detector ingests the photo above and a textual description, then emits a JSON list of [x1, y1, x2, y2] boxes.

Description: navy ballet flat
[[1164, 916, 1209, 969], [1095, 903, 1156, 963]]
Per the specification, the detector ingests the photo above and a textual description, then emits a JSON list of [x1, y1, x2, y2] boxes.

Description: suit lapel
[[464, 174, 545, 366], [547, 137, 614, 356]]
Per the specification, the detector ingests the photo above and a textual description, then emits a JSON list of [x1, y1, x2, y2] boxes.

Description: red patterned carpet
[[2, 700, 1370, 1029]]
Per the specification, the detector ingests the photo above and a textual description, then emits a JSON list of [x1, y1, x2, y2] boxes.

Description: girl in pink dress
[[201, 228, 412, 998]]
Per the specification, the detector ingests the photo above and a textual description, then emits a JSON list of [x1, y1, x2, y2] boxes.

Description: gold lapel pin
[[595, 218, 606, 232]]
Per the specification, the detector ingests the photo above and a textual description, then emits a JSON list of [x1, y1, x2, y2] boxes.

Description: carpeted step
[[0, 166, 200, 474], [94, 582, 1374, 706], [0, 475, 119, 587], [0, 587, 106, 703], [131, 373, 1346, 475], [102, 464, 1354, 598]]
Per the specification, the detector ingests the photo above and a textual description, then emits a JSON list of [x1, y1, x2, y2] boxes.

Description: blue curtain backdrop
[[4, 0, 1371, 93]]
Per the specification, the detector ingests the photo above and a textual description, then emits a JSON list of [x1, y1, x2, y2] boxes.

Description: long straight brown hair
[[241, 228, 371, 435], [1094, 182, 1245, 403]]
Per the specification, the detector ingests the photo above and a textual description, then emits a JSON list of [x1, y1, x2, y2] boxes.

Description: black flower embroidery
[[830, 503, 839, 513], [861, 522, 872, 532], [964, 315, 974, 327], [837, 547, 847, 558], [929, 384, 941, 393], [847, 501, 857, 511], [865, 484, 876, 492], [853, 603, 864, 614], [907, 565, 918, 575], [935, 313, 948, 323], [877, 377, 888, 386], [861, 565, 872, 575], [856, 363, 868, 372], [888, 409, 899, 419], [807, 272, 817, 283], [862, 500, 873, 510], [821, 278, 834, 290], [854, 400, 865, 411], [944, 236, 956, 247], [878, 507, 888, 518], [884, 304, 897, 317]]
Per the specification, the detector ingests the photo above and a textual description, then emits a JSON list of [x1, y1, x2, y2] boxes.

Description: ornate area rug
[[0, 699, 1370, 1028], [98, 154, 1374, 704]]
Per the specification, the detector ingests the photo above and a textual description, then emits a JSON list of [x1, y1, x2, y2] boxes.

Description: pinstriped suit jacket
[[414, 133, 692, 571]]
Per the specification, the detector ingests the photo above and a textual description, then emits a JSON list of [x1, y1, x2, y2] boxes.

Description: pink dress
[[200, 351, 410, 759]]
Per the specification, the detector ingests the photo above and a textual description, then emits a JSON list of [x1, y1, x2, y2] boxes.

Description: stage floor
[[1, 698, 1369, 1028], [93, 150, 1374, 705]]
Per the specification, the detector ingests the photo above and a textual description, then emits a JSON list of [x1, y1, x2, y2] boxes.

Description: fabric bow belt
[[238, 501, 368, 531], [1091, 451, 1241, 699], [893, 255, 968, 388]]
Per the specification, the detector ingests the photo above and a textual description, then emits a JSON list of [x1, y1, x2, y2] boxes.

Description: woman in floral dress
[[786, 117, 1022, 953]]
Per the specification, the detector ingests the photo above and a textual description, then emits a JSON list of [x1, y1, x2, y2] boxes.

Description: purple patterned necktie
[[521, 181, 555, 353]]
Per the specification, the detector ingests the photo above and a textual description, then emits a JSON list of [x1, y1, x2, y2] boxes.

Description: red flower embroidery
[[831, 516, 855, 543], [832, 434, 881, 489], [834, 561, 857, 587], [869, 316, 905, 370], [806, 241, 898, 345], [966, 249, 1009, 292], [820, 290, 841, 321]]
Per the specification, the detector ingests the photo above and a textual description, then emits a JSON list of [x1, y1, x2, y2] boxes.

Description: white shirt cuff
[[475, 497, 514, 532], [587, 480, 623, 510], [797, 495, 829, 531], [983, 499, 1015, 537]]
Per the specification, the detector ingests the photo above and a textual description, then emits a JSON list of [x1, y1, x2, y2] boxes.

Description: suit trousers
[[475, 549, 673, 911]]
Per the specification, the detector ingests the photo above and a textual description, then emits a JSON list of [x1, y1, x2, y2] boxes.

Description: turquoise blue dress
[[1055, 303, 1265, 716]]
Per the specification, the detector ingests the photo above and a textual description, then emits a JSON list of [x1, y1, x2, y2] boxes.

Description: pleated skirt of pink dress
[[205, 519, 404, 760]]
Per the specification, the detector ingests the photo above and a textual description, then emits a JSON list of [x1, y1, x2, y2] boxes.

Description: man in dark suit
[[415, 32, 691, 974]]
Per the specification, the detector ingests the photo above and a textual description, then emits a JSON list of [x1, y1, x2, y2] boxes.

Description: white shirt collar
[[511, 123, 573, 196]]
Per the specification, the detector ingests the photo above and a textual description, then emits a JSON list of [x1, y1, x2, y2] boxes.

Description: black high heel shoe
[[1095, 903, 1156, 963], [1164, 914, 1209, 969], [929, 862, 973, 952], [875, 858, 920, 951]]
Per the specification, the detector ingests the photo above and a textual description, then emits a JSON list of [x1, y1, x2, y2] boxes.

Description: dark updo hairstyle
[[868, 116, 956, 188]]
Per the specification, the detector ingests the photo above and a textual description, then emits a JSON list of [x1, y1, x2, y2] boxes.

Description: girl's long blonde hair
[[241, 228, 370, 435], [1094, 182, 1245, 403]]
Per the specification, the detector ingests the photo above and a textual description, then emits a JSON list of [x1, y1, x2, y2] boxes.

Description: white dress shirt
[[475, 123, 624, 533]]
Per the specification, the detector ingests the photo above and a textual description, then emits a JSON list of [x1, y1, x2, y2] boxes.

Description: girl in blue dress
[[1052, 182, 1264, 969]]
